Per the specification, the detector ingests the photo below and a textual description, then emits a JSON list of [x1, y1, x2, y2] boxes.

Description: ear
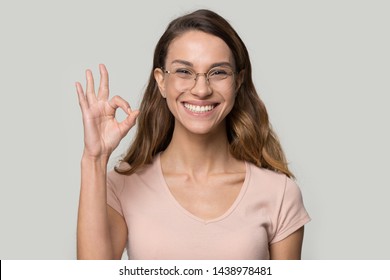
[[236, 69, 245, 89], [154, 68, 166, 98]]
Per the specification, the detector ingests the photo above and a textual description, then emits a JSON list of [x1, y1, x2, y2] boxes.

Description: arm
[[269, 226, 305, 260], [77, 156, 113, 259], [78, 160, 128, 259], [107, 206, 128, 259], [76, 64, 139, 259]]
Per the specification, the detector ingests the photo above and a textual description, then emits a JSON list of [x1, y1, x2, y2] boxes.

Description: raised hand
[[76, 64, 139, 160]]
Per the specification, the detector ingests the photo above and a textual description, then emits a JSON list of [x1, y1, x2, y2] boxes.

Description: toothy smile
[[183, 103, 216, 113]]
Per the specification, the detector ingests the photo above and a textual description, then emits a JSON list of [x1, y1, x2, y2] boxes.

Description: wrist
[[81, 152, 110, 166]]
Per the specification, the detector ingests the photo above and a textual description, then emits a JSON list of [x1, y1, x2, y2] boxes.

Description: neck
[[161, 124, 235, 175]]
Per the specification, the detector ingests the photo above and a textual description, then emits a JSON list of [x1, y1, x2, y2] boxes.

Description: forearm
[[77, 155, 113, 259]]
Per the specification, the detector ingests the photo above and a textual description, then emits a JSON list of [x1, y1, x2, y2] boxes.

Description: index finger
[[98, 64, 109, 101]]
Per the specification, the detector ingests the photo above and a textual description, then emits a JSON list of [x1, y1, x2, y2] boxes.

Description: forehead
[[166, 31, 234, 67]]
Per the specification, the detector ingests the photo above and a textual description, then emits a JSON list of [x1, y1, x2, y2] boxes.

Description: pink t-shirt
[[107, 154, 311, 259]]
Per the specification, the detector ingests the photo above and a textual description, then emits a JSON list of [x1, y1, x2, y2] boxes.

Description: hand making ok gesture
[[76, 64, 139, 160]]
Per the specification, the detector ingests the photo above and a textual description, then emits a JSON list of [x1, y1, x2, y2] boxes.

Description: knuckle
[[112, 95, 121, 101], [113, 95, 128, 106]]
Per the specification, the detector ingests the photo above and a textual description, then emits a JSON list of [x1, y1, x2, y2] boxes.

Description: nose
[[190, 73, 212, 97]]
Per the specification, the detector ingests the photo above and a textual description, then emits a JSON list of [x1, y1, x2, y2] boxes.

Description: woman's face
[[155, 30, 237, 136]]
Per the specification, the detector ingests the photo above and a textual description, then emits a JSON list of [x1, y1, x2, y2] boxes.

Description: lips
[[183, 102, 218, 113]]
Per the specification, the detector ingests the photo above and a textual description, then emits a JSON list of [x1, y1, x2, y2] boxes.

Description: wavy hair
[[116, 9, 293, 178]]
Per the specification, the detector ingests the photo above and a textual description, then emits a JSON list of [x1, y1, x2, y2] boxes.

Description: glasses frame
[[161, 67, 237, 88]]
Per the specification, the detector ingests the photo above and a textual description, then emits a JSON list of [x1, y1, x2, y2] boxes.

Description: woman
[[76, 9, 310, 260]]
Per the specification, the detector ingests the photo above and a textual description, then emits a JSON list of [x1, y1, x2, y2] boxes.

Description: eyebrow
[[171, 59, 233, 68]]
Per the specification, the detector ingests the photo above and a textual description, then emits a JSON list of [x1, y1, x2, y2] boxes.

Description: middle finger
[[98, 64, 110, 101]]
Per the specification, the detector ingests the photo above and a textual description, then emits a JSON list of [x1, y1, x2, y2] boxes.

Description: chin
[[180, 121, 225, 137]]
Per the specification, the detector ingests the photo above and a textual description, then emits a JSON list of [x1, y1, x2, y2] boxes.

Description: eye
[[209, 68, 229, 79], [174, 68, 194, 78], [210, 69, 227, 76]]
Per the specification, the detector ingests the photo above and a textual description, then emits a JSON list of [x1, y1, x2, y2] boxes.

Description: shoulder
[[107, 157, 160, 192], [247, 163, 301, 200], [107, 161, 131, 195], [247, 163, 310, 244], [248, 163, 288, 188]]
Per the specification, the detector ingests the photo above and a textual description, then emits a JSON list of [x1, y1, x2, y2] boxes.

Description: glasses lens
[[208, 68, 231, 81], [169, 67, 235, 89], [174, 68, 194, 79]]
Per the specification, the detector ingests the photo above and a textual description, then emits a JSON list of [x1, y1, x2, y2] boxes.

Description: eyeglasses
[[161, 66, 236, 89]]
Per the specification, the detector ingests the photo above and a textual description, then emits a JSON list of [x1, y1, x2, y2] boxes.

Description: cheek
[[226, 93, 236, 109], [164, 81, 180, 97], [166, 98, 177, 113], [164, 86, 181, 115], [217, 96, 236, 121], [224, 95, 237, 117]]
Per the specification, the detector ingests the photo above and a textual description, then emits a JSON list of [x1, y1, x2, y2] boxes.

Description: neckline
[[156, 153, 250, 225]]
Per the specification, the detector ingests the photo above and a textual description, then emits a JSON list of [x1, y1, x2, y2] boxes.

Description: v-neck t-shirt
[[107, 154, 311, 259]]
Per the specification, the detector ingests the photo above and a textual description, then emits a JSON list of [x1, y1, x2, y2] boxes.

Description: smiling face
[[154, 31, 237, 137]]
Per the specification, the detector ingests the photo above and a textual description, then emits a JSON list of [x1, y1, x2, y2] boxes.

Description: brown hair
[[116, 9, 293, 178]]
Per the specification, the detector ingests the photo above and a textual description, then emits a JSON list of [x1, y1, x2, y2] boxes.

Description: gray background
[[1, 0, 389, 259]]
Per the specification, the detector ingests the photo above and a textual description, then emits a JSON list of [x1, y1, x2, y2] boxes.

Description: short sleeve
[[106, 169, 125, 217], [270, 177, 311, 244]]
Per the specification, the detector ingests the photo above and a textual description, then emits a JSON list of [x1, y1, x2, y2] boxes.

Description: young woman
[[76, 9, 310, 260]]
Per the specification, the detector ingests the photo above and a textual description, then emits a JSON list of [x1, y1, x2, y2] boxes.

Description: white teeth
[[184, 103, 215, 113]]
